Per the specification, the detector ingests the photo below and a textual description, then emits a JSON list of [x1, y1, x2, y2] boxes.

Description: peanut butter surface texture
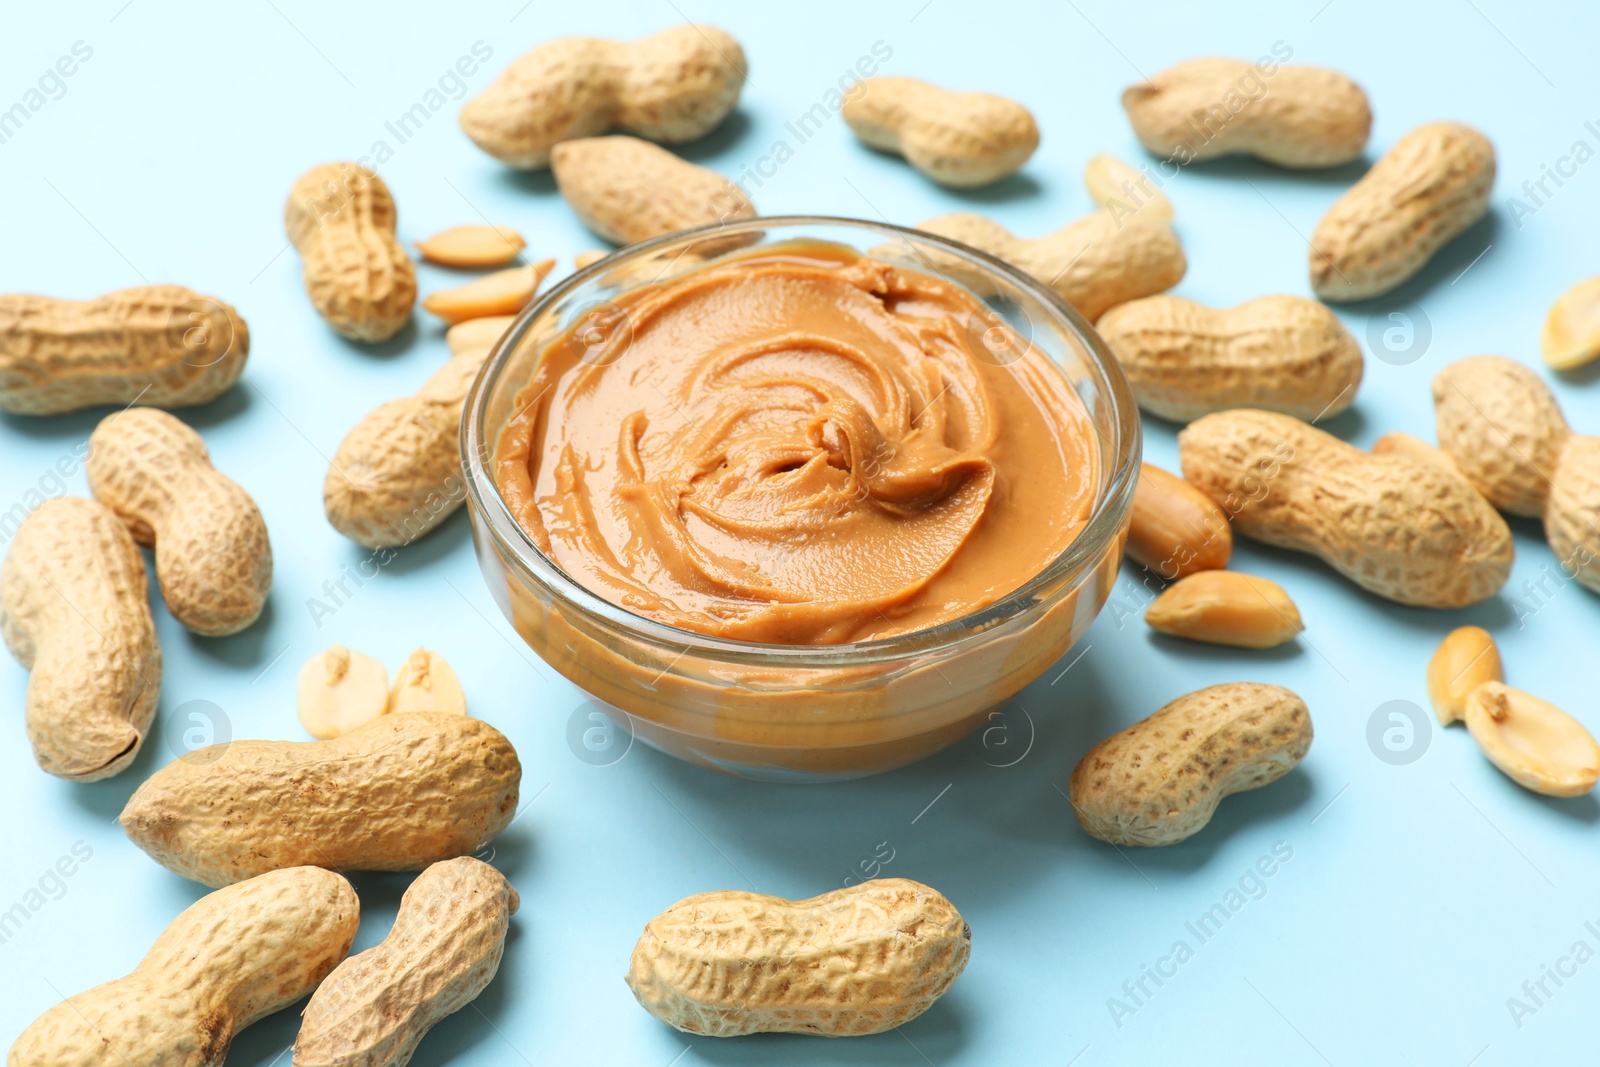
[[496, 243, 1096, 643]]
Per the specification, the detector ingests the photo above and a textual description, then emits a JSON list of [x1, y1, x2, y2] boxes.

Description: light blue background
[[2, 1, 1598, 1063]]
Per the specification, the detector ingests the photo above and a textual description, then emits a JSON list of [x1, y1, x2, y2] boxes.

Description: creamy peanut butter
[[496, 242, 1098, 644]]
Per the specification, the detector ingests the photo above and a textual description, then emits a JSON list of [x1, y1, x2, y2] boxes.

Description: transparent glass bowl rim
[[460, 214, 1142, 669]]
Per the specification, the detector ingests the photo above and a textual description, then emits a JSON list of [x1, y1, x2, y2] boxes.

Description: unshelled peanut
[[416, 224, 526, 268], [1426, 626, 1502, 726], [86, 408, 272, 636], [390, 648, 468, 715], [0, 285, 248, 415], [913, 210, 1185, 321], [294, 858, 517, 1067], [628, 879, 969, 1037], [446, 314, 517, 355], [1179, 409, 1513, 607], [1122, 56, 1371, 167], [285, 162, 417, 342], [120, 712, 521, 887], [1433, 355, 1600, 593], [298, 644, 390, 740], [1311, 122, 1495, 300], [1145, 570, 1303, 649], [0, 497, 160, 780], [423, 260, 555, 324], [1070, 683, 1312, 846], [552, 136, 755, 246], [7, 867, 359, 1067], [461, 25, 747, 168], [1126, 462, 1232, 578], [324, 339, 497, 549], [1097, 294, 1363, 422], [841, 76, 1038, 186], [1463, 682, 1600, 798], [1541, 276, 1600, 370], [1084, 152, 1175, 223]]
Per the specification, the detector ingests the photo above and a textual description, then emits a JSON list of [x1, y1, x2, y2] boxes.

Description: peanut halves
[[0, 285, 248, 415], [628, 879, 969, 1037], [1126, 462, 1232, 579], [1426, 628, 1600, 796], [1145, 570, 1303, 649], [120, 712, 521, 886], [295, 858, 517, 1067], [1071, 683, 1312, 846], [87, 408, 272, 635], [8, 867, 359, 1067], [1465, 683, 1600, 798]]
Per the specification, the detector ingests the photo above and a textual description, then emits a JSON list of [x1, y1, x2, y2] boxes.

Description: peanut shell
[[8, 867, 359, 1067], [294, 858, 517, 1067], [87, 408, 272, 636], [912, 210, 1185, 322], [120, 712, 521, 887], [842, 76, 1038, 187], [1310, 122, 1494, 300], [551, 136, 755, 246], [286, 162, 417, 342], [0, 285, 247, 415], [1, 497, 160, 780], [1122, 57, 1371, 168], [461, 25, 747, 168], [1070, 682, 1312, 846], [628, 878, 969, 1037], [1097, 294, 1363, 423], [1179, 409, 1513, 607]]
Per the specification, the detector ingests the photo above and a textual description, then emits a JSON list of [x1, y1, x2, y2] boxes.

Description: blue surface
[[2, 1, 1598, 1063]]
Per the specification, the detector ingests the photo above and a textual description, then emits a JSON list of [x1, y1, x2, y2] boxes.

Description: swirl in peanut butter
[[496, 244, 1098, 643]]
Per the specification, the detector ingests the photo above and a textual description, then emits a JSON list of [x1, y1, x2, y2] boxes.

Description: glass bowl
[[461, 216, 1140, 781]]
